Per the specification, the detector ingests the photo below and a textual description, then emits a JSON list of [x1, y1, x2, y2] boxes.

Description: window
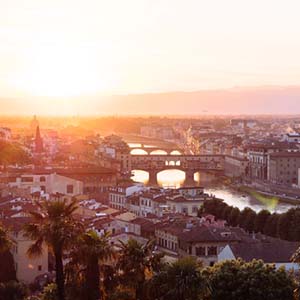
[[192, 206, 198, 213], [66, 184, 74, 194], [195, 246, 206, 256], [40, 176, 46, 182], [21, 177, 33, 182], [208, 246, 217, 256], [38, 265, 42, 271], [182, 207, 188, 214]]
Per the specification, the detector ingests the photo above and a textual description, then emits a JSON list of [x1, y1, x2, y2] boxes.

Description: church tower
[[35, 126, 44, 153]]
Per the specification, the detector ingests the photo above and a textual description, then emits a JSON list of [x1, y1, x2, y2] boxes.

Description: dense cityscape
[[1, 115, 300, 299], [2, 0, 300, 299]]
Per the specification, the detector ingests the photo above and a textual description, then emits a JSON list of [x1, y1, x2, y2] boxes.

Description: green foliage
[[40, 283, 58, 300], [0, 225, 12, 253], [117, 238, 164, 300], [0, 281, 28, 300], [0, 140, 30, 165], [263, 213, 279, 237], [203, 259, 295, 300], [0, 251, 16, 282], [201, 199, 300, 241], [254, 209, 270, 233], [23, 199, 84, 300], [66, 231, 114, 300], [149, 257, 205, 300]]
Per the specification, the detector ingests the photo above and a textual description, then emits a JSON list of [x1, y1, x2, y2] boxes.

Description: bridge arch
[[150, 149, 168, 155], [170, 150, 182, 155], [130, 148, 148, 155]]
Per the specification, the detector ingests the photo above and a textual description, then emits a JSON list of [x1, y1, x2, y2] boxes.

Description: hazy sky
[[1, 0, 300, 114]]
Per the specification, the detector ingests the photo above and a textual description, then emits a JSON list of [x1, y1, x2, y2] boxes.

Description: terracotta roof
[[179, 225, 241, 243], [1, 217, 32, 232], [228, 239, 300, 263], [269, 151, 300, 158]]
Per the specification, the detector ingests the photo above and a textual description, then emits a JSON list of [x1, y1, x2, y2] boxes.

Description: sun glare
[[12, 44, 117, 98]]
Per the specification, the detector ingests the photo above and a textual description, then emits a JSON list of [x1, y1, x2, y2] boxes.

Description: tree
[[278, 209, 295, 240], [117, 239, 163, 300], [67, 231, 114, 300], [0, 225, 16, 283], [263, 213, 279, 237], [40, 283, 58, 300], [254, 209, 270, 233], [0, 225, 12, 253], [227, 207, 240, 227], [0, 251, 16, 283], [220, 205, 232, 222], [0, 140, 31, 166], [24, 199, 83, 300], [0, 281, 28, 300], [203, 259, 295, 300], [289, 209, 300, 241], [149, 257, 205, 300], [291, 246, 300, 300], [238, 207, 256, 232]]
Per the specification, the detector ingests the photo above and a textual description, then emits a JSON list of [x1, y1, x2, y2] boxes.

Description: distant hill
[[100, 86, 300, 115], [1, 86, 300, 115]]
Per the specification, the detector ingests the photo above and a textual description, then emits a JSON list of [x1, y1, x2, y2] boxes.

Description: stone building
[[268, 152, 300, 185]]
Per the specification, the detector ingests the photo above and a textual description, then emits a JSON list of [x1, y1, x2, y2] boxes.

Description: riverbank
[[235, 185, 300, 206]]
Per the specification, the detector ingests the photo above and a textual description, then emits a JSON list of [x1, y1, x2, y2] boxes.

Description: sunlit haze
[[1, 0, 300, 114]]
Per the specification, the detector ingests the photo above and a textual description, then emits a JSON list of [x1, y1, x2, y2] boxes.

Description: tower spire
[[35, 126, 43, 153]]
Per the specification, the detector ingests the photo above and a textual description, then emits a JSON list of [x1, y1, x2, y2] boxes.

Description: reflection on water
[[205, 185, 293, 213], [131, 170, 149, 184], [132, 169, 186, 188], [132, 169, 293, 213], [157, 169, 185, 188]]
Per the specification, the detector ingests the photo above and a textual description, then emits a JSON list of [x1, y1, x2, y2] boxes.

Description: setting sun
[[11, 42, 118, 98]]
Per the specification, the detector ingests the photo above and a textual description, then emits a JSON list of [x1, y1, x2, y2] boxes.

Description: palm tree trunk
[[136, 280, 145, 300], [86, 256, 100, 300], [55, 250, 65, 300]]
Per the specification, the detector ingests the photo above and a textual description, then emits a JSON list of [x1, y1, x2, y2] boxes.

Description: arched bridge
[[130, 146, 183, 155], [131, 154, 225, 184]]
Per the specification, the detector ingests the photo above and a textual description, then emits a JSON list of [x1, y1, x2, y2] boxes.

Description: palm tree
[[117, 238, 163, 300], [24, 199, 83, 300], [67, 230, 114, 300], [149, 257, 205, 300], [292, 248, 300, 299], [0, 225, 12, 253]]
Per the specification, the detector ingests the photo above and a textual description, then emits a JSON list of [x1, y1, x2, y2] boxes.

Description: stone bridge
[[130, 146, 182, 155], [131, 154, 225, 184]]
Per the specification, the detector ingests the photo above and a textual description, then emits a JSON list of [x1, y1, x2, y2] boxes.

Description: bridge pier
[[185, 170, 195, 185], [148, 170, 158, 186]]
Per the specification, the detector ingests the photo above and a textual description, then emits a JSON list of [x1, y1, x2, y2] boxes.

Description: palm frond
[[27, 237, 44, 258]]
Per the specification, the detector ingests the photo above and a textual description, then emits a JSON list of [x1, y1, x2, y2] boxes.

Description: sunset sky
[[1, 0, 300, 114]]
